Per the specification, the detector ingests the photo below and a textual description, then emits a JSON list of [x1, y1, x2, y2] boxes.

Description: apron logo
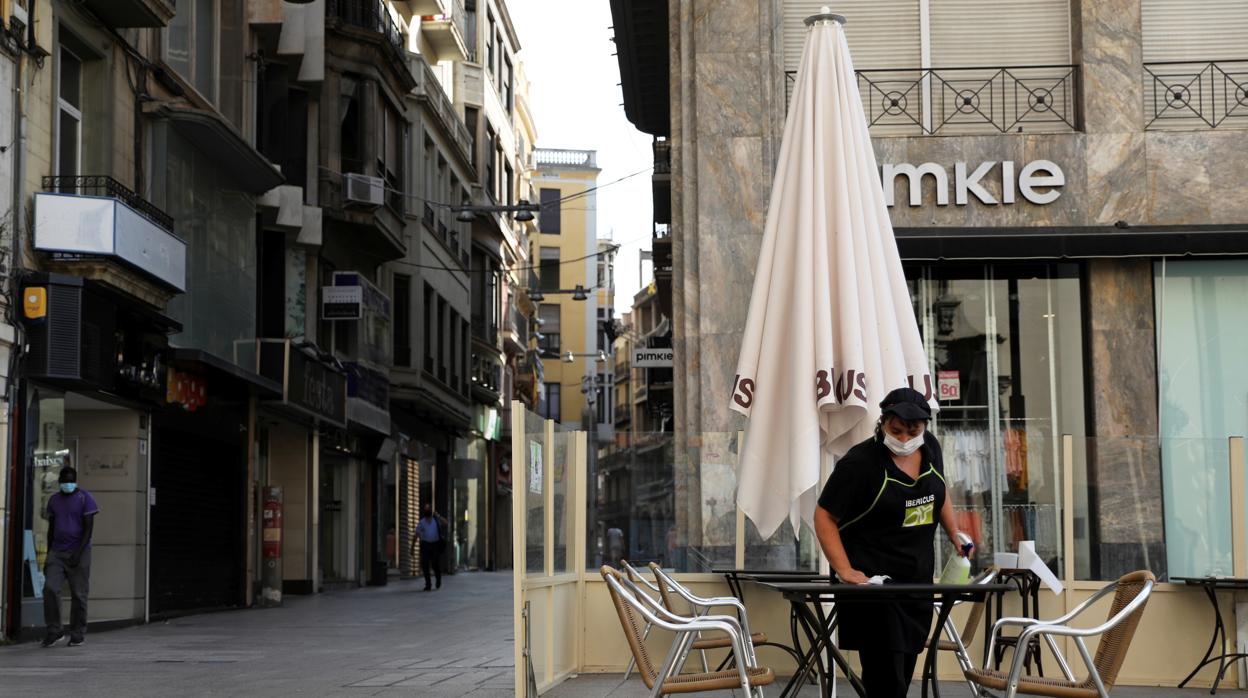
[[903, 494, 935, 527]]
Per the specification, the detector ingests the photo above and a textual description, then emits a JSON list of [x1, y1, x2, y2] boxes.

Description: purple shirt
[[46, 489, 100, 552]]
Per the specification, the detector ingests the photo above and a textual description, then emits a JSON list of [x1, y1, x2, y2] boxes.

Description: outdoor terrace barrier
[[1144, 60, 1248, 130], [327, 0, 407, 70], [785, 64, 1081, 136]]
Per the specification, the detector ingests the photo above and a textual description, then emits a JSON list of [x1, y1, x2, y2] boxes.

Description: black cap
[[880, 387, 932, 421]]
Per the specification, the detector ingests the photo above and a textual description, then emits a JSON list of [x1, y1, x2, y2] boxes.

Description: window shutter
[[929, 0, 1071, 67], [1143, 0, 1248, 61], [783, 1, 921, 73]]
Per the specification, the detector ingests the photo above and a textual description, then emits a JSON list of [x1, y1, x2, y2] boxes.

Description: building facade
[[1, 0, 537, 640], [608, 0, 1248, 681]]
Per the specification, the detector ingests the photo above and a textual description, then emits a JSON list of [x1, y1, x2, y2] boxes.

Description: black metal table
[[711, 569, 830, 678], [1174, 576, 1248, 694], [986, 568, 1045, 675], [765, 581, 1011, 698]]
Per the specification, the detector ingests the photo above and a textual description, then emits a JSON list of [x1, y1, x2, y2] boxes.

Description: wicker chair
[[965, 570, 1156, 698], [601, 566, 775, 697], [932, 567, 998, 697]]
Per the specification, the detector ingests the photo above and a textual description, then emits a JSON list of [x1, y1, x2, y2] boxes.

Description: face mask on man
[[60, 482, 78, 494], [883, 432, 924, 457]]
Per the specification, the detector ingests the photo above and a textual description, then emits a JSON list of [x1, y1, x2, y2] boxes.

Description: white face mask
[[883, 432, 924, 457]]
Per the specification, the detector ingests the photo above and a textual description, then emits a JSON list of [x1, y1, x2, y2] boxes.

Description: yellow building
[[531, 149, 609, 429]]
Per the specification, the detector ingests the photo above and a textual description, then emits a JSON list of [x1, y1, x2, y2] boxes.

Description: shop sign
[[322, 286, 363, 320], [937, 370, 961, 401], [166, 368, 207, 411], [287, 346, 347, 426], [331, 272, 392, 366], [881, 160, 1065, 207], [633, 347, 674, 368]]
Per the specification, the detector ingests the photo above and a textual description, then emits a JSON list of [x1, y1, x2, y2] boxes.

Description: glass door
[[909, 263, 1084, 575]]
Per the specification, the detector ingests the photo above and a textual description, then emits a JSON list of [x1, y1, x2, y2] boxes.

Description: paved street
[[0, 573, 513, 697]]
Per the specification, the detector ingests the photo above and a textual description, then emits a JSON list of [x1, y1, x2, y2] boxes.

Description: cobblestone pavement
[[0, 572, 514, 697]]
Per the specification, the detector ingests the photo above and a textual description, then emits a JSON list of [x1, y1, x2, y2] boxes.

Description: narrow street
[[0, 573, 513, 697]]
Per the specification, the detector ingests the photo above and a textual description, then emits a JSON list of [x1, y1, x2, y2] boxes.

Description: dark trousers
[[420, 540, 442, 588], [44, 548, 91, 639], [859, 650, 919, 698]]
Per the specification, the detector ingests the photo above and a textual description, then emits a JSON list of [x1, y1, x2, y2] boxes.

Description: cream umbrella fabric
[[731, 11, 936, 539]]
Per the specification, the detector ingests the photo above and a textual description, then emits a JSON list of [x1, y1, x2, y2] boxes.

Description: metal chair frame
[[603, 569, 765, 697], [984, 576, 1155, 698], [934, 568, 999, 697], [621, 560, 698, 679]]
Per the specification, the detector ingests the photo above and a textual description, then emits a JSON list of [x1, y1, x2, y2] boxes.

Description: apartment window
[[423, 283, 436, 373], [166, 0, 218, 101], [542, 382, 562, 422], [257, 62, 309, 191], [378, 98, 405, 214], [504, 162, 514, 207], [486, 12, 496, 74], [464, 107, 479, 171], [340, 77, 363, 174], [485, 127, 497, 202], [56, 46, 82, 178], [461, 319, 470, 394], [539, 247, 561, 291], [449, 310, 460, 387], [504, 55, 514, 110], [394, 275, 412, 367], [538, 305, 560, 352], [539, 188, 562, 234], [437, 297, 448, 382]]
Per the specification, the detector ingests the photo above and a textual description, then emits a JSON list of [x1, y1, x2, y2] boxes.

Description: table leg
[[1209, 585, 1231, 695], [1027, 576, 1044, 676], [780, 601, 828, 698], [923, 594, 958, 698], [1179, 585, 1226, 690]]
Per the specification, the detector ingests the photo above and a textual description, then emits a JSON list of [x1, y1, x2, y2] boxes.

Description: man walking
[[42, 466, 99, 647], [412, 504, 445, 591]]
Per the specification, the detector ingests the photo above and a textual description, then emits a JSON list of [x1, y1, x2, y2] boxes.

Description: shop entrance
[[905, 263, 1086, 572], [318, 454, 356, 584]]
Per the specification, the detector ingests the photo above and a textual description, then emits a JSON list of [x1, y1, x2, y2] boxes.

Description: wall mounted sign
[[321, 286, 363, 320], [881, 160, 1065, 207], [633, 347, 674, 368]]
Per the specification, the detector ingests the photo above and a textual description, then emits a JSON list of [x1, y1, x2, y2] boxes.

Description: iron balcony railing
[[1144, 60, 1248, 130], [328, 0, 406, 67], [43, 175, 174, 232], [410, 52, 474, 166], [785, 64, 1081, 136]]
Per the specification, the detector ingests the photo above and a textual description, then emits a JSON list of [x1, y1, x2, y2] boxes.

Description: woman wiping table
[[813, 387, 972, 697]]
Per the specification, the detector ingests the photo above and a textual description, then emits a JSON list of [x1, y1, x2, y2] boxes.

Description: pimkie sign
[[881, 159, 1064, 207]]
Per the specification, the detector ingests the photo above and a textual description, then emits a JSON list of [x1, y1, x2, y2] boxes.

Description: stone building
[[615, 0, 1248, 650]]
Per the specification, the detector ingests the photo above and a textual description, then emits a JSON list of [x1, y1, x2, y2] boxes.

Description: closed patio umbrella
[[731, 8, 935, 539]]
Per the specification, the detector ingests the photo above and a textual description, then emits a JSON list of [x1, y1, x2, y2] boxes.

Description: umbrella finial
[[805, 8, 846, 25]]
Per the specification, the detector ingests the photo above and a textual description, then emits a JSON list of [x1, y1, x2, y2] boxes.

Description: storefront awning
[[169, 348, 283, 400], [896, 225, 1248, 260]]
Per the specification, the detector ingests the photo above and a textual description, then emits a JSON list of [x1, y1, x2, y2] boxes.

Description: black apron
[[835, 455, 946, 652]]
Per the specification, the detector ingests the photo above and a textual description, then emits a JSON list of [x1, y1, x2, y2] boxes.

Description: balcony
[[471, 353, 502, 404], [35, 176, 186, 292], [786, 65, 1081, 136], [534, 149, 598, 169], [78, 0, 173, 27], [326, 0, 414, 88], [504, 302, 529, 355], [652, 138, 671, 225], [417, 0, 470, 62], [411, 53, 474, 167], [1144, 60, 1248, 130]]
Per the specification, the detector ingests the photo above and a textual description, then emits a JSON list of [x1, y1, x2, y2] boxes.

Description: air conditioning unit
[[345, 173, 385, 207]]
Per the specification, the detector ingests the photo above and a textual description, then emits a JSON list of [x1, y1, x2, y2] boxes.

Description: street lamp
[[453, 199, 541, 222], [531, 284, 589, 303], [562, 351, 608, 364]]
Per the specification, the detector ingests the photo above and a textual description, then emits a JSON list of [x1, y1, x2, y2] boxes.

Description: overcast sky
[[510, 0, 654, 316]]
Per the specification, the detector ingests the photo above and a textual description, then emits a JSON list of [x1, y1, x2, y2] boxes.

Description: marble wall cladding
[[1084, 132, 1146, 224], [1145, 132, 1214, 226], [1078, 0, 1144, 134], [1085, 259, 1165, 557], [692, 0, 760, 54], [694, 51, 766, 138]]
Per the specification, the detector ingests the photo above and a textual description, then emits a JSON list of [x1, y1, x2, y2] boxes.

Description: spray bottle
[[939, 532, 975, 584]]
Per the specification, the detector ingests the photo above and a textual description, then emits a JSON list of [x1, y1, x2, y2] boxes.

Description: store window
[[1155, 258, 1248, 578], [906, 263, 1085, 578]]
